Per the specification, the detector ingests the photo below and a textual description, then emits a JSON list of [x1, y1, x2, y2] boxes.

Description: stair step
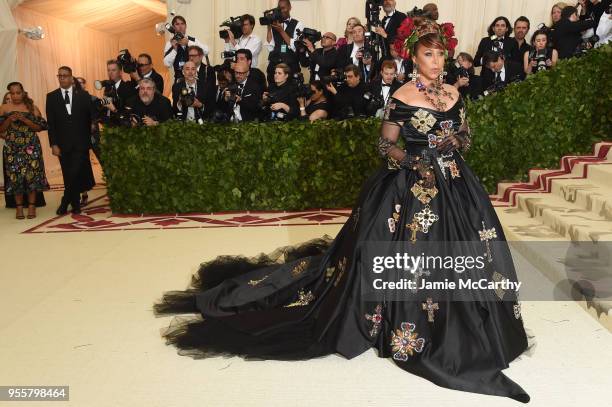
[[514, 193, 612, 242], [586, 163, 612, 187], [549, 178, 612, 221]]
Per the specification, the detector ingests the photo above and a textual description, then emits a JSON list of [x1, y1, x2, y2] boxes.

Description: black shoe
[[71, 205, 81, 214], [56, 204, 68, 215]]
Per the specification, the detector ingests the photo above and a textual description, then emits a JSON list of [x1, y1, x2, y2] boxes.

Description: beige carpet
[[1, 189, 610, 407]]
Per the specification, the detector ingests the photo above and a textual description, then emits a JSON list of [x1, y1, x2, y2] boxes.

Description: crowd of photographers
[[86, 0, 611, 128]]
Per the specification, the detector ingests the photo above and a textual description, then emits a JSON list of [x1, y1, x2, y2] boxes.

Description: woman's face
[[457, 56, 473, 69], [8, 85, 24, 104], [534, 34, 548, 50], [274, 68, 288, 85], [310, 85, 321, 100], [493, 20, 508, 37], [2, 93, 11, 104], [347, 18, 358, 30], [413, 46, 446, 83], [552, 6, 562, 23], [569, 12, 578, 22]]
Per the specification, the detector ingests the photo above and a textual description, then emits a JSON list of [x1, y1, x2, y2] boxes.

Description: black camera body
[[180, 87, 196, 108], [457, 66, 470, 78], [219, 16, 243, 40], [165, 23, 185, 42], [295, 28, 322, 53], [322, 72, 346, 88], [365, 0, 383, 27], [364, 91, 384, 115], [117, 49, 138, 74], [293, 72, 312, 99], [575, 34, 599, 56], [226, 83, 240, 104], [260, 7, 283, 26], [529, 49, 549, 72]]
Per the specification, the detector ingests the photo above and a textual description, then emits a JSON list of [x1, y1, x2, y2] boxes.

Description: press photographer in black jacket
[[172, 61, 206, 122], [447, 52, 482, 100], [553, 6, 597, 59], [481, 51, 524, 94], [125, 78, 173, 126], [474, 16, 519, 68], [326, 64, 367, 119], [262, 63, 299, 121], [297, 80, 331, 122], [303, 32, 342, 82]]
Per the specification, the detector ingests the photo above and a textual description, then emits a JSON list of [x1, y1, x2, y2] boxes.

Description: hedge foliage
[[102, 45, 611, 214]]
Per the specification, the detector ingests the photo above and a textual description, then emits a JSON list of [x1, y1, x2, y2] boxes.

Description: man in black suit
[[481, 51, 525, 93], [46, 66, 93, 215], [365, 60, 402, 117], [338, 24, 378, 80], [474, 17, 519, 68], [225, 61, 264, 122], [235, 49, 268, 90], [327, 64, 367, 119], [373, 0, 407, 56], [264, 0, 304, 84], [172, 61, 207, 122], [302, 32, 342, 82], [100, 59, 137, 127], [186, 45, 216, 117], [128, 53, 164, 94]]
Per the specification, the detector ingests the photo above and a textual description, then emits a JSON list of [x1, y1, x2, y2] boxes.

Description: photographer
[[223, 14, 262, 69], [172, 61, 206, 123], [163, 15, 209, 82], [380, 45, 411, 83], [481, 51, 524, 94], [447, 53, 482, 100], [187, 46, 216, 116], [125, 78, 173, 126], [235, 49, 268, 90], [264, 0, 304, 84], [262, 63, 299, 121], [338, 24, 378, 83], [100, 59, 137, 127], [553, 6, 597, 59], [474, 17, 519, 69], [225, 61, 264, 122], [372, 0, 407, 56], [326, 64, 367, 119], [211, 72, 233, 123], [128, 53, 164, 94], [524, 29, 558, 75], [303, 32, 342, 81], [297, 80, 330, 122], [365, 60, 401, 118], [595, 3, 612, 47]]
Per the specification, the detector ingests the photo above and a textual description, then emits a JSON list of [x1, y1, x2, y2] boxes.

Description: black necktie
[[495, 71, 501, 83], [381, 83, 391, 87], [64, 90, 70, 105]]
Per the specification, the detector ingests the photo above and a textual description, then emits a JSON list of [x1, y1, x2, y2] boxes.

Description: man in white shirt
[[163, 15, 209, 83], [595, 7, 612, 47], [373, 0, 407, 55], [224, 14, 263, 69], [264, 0, 304, 83]]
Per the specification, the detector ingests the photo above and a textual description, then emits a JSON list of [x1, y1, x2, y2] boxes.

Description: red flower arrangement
[[393, 18, 458, 59]]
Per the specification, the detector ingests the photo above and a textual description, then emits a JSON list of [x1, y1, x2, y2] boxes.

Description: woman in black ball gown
[[155, 17, 531, 404]]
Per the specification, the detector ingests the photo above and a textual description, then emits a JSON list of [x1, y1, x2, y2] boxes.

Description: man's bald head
[[234, 61, 250, 82]]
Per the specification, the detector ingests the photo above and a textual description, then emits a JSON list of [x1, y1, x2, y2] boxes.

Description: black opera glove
[[436, 130, 471, 154]]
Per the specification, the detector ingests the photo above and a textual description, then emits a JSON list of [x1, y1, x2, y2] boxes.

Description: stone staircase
[[491, 141, 612, 330]]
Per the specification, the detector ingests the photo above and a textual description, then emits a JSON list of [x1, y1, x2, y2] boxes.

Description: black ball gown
[[154, 95, 531, 403]]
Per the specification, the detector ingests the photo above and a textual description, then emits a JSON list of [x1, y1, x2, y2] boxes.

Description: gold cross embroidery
[[422, 298, 439, 322]]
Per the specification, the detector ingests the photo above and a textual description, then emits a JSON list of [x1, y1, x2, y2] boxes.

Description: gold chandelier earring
[[411, 64, 419, 83]]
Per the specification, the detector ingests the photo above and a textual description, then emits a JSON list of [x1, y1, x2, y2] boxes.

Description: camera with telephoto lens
[[179, 86, 196, 108], [365, 0, 383, 27], [321, 72, 346, 88], [483, 74, 522, 96], [164, 22, 184, 42], [529, 49, 549, 72], [225, 83, 240, 104], [219, 16, 243, 40], [575, 34, 600, 56], [259, 7, 283, 26], [293, 72, 312, 99], [363, 91, 384, 116], [93, 80, 119, 108], [295, 28, 322, 53], [116, 107, 144, 127], [117, 49, 138, 74]]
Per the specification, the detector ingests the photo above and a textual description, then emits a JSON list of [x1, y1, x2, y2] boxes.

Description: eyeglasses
[[57, 74, 71, 78], [322, 36, 335, 41]]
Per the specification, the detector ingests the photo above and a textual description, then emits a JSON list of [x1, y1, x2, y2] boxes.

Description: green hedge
[[466, 44, 612, 190], [102, 45, 611, 214]]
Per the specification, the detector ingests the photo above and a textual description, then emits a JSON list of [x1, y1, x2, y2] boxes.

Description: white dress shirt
[[163, 36, 209, 68], [350, 42, 364, 66], [265, 18, 304, 53], [225, 33, 263, 68], [61, 86, 73, 115], [596, 12, 612, 47]]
